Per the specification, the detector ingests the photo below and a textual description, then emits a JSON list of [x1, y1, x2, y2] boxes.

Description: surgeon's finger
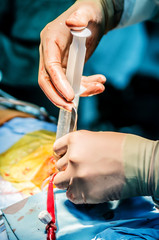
[[82, 74, 106, 84], [43, 47, 74, 102], [38, 46, 74, 111], [80, 74, 106, 96], [56, 154, 68, 171], [66, 2, 97, 30], [53, 170, 70, 189], [53, 133, 70, 157], [40, 29, 74, 103], [81, 81, 105, 96]]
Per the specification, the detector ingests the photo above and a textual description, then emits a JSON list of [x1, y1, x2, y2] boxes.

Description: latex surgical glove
[[53, 130, 159, 205], [38, 0, 124, 111]]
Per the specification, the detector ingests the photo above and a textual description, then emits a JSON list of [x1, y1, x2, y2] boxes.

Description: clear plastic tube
[[56, 28, 91, 140]]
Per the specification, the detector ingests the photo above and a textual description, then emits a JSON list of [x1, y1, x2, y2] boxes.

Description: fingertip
[[66, 11, 88, 29], [58, 103, 74, 112], [66, 95, 74, 103], [97, 83, 105, 91], [95, 74, 106, 84], [50, 70, 75, 103], [53, 149, 60, 161], [53, 172, 69, 190], [53, 139, 60, 153], [80, 82, 105, 97], [53, 133, 69, 156], [99, 75, 106, 84], [55, 159, 67, 172], [53, 172, 61, 186], [94, 83, 105, 94], [60, 84, 74, 102]]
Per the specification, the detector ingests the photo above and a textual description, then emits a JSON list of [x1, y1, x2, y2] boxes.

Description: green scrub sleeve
[[100, 0, 124, 31], [122, 134, 159, 206], [100, 0, 159, 30]]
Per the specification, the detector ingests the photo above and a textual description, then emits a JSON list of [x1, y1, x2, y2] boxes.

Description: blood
[[17, 216, 24, 221], [4, 173, 10, 176]]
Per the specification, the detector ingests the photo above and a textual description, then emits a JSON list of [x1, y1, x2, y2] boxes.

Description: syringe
[[56, 28, 91, 140]]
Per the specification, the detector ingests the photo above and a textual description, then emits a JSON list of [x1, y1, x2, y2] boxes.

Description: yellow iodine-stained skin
[[0, 130, 57, 195]]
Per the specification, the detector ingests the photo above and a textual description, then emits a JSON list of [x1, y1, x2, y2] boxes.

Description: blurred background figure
[[0, 0, 159, 139]]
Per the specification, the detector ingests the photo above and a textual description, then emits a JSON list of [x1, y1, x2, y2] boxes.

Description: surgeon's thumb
[[66, 5, 91, 30]]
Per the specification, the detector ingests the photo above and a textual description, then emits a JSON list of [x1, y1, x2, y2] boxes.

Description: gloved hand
[[53, 130, 159, 204], [38, 0, 124, 111]]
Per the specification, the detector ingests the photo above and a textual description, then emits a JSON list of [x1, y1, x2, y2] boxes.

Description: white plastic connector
[[38, 210, 52, 224]]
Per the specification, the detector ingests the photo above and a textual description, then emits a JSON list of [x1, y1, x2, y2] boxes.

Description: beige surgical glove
[[38, 0, 124, 111], [53, 130, 159, 204], [122, 134, 159, 206]]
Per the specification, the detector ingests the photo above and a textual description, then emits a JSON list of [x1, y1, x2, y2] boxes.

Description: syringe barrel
[[56, 28, 91, 140], [56, 109, 71, 140]]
